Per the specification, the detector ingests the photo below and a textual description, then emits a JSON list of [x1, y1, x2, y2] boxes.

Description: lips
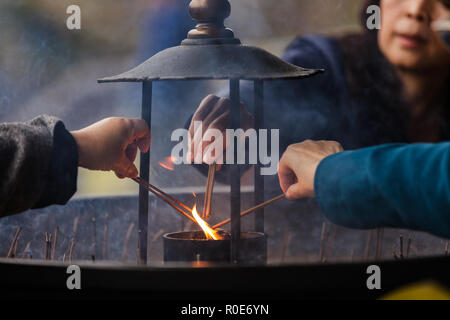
[[395, 32, 428, 48]]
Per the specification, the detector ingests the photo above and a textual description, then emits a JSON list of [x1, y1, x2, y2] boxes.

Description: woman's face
[[378, 0, 450, 71]]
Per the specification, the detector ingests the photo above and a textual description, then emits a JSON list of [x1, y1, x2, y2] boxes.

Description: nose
[[405, 0, 432, 23]]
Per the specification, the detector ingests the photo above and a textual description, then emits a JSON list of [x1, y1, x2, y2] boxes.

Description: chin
[[387, 47, 429, 71]]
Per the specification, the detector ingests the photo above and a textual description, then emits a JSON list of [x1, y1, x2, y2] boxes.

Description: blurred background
[[0, 0, 362, 198]]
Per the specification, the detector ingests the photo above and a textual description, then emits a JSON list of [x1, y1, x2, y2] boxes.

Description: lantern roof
[[98, 0, 323, 83]]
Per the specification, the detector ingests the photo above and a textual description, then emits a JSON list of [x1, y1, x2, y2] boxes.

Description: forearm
[[315, 143, 450, 239], [0, 115, 78, 217]]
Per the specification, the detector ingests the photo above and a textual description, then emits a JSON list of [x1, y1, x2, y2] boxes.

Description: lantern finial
[[184, 0, 240, 45]]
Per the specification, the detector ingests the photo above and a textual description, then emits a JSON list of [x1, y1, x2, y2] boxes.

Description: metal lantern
[[99, 0, 322, 264]]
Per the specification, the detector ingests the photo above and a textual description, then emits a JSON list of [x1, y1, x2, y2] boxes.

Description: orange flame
[[191, 204, 223, 240], [159, 156, 176, 171]]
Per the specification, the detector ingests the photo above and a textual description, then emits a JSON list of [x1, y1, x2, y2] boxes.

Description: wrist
[[70, 130, 89, 168]]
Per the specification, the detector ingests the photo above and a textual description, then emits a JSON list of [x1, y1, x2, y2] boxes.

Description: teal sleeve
[[314, 143, 450, 239]]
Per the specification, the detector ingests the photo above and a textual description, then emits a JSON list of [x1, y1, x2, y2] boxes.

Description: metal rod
[[230, 79, 241, 263], [139, 81, 152, 264], [254, 80, 264, 232], [213, 194, 285, 229]]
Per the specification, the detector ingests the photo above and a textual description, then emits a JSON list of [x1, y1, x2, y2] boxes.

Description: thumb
[[114, 154, 138, 179], [285, 183, 309, 200]]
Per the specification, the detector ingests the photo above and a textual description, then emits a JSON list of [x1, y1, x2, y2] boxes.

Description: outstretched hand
[[278, 140, 343, 200], [71, 118, 150, 179]]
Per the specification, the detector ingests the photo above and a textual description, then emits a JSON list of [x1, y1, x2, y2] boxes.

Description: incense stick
[[103, 213, 109, 260], [69, 217, 79, 261], [121, 223, 135, 262], [132, 177, 196, 224], [364, 230, 373, 261], [399, 234, 404, 259], [132, 177, 192, 212], [212, 194, 285, 229], [45, 233, 52, 260], [91, 217, 97, 261], [7, 227, 21, 258], [20, 242, 31, 259], [319, 222, 327, 263], [280, 229, 291, 263], [52, 226, 59, 260], [148, 228, 165, 258], [202, 164, 215, 219], [375, 228, 384, 260]]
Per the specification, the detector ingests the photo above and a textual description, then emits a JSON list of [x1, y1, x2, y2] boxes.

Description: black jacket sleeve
[[0, 115, 78, 217]]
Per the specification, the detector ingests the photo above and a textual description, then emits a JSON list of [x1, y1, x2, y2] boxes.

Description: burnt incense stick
[[364, 230, 373, 261], [406, 233, 414, 258], [375, 228, 384, 260], [121, 223, 135, 262], [52, 226, 59, 260], [103, 213, 109, 260], [69, 217, 79, 261], [324, 225, 338, 263], [148, 228, 165, 258], [132, 177, 192, 212], [44, 232, 51, 260], [212, 194, 285, 229], [202, 164, 216, 219], [399, 234, 404, 259], [91, 217, 97, 261], [7, 227, 21, 258], [21, 242, 31, 259], [280, 229, 292, 263], [319, 222, 327, 263], [445, 241, 449, 256], [132, 177, 196, 224], [13, 237, 19, 258]]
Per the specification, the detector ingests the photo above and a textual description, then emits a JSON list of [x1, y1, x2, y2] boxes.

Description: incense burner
[[163, 231, 267, 264]]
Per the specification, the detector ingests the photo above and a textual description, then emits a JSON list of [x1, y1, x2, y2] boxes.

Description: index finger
[[278, 155, 297, 194], [131, 119, 151, 153]]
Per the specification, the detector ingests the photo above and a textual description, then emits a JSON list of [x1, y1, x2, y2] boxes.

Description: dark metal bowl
[[163, 231, 267, 264]]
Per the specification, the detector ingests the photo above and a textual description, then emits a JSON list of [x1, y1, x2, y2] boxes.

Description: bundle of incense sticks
[[132, 177, 196, 224], [132, 177, 286, 228], [202, 164, 216, 219]]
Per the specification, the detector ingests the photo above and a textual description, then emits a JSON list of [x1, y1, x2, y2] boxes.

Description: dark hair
[[337, 0, 409, 145], [338, 0, 449, 144]]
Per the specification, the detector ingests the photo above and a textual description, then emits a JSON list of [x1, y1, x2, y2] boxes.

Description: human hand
[[187, 94, 253, 169], [278, 140, 343, 200], [71, 118, 150, 179]]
